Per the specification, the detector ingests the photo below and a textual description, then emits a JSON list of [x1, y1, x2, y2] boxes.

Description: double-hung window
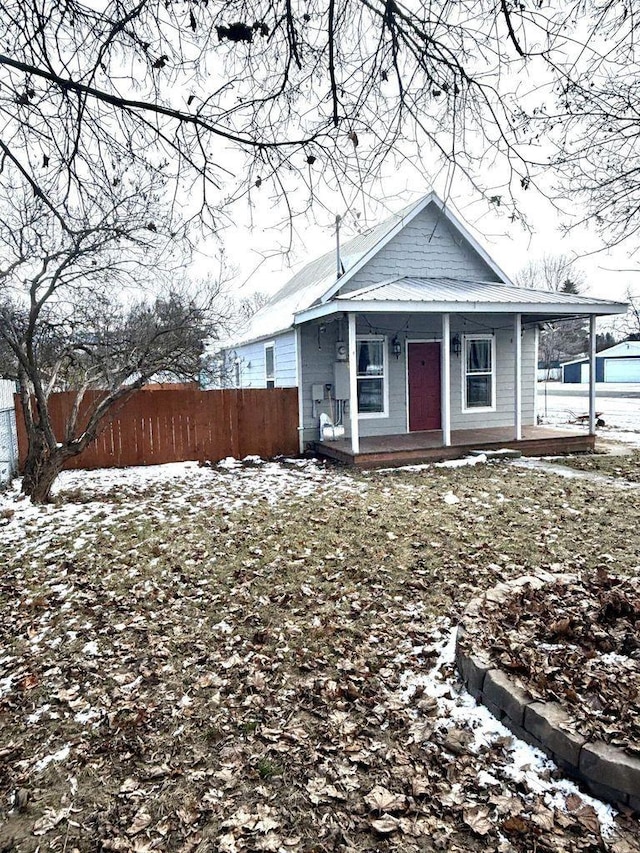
[[463, 335, 495, 410], [356, 337, 387, 416], [264, 343, 275, 388]]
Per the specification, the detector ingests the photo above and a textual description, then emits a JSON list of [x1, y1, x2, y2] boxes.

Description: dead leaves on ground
[[0, 460, 639, 851], [472, 569, 640, 752]]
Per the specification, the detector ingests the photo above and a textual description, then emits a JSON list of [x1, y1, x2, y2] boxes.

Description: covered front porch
[[315, 424, 594, 469]]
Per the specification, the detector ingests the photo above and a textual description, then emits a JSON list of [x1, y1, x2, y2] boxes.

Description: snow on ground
[[0, 457, 367, 552], [399, 626, 619, 837], [537, 384, 640, 447], [0, 458, 636, 835]]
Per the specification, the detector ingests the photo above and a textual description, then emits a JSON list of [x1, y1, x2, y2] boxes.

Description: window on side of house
[[265, 343, 275, 388], [463, 335, 495, 410], [356, 336, 387, 416]]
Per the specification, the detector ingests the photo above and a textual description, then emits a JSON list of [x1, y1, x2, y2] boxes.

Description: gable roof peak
[[223, 192, 512, 347]]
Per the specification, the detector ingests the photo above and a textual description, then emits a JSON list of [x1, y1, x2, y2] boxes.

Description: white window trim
[[356, 334, 389, 419], [462, 334, 496, 413], [264, 341, 276, 388]]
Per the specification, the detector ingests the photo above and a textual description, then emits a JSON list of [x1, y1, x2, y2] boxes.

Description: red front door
[[408, 342, 442, 431]]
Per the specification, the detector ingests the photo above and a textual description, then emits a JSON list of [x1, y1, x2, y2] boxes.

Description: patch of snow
[[34, 743, 71, 772], [82, 640, 99, 656], [0, 674, 14, 698], [599, 652, 632, 666], [26, 704, 51, 724], [477, 770, 501, 787], [435, 454, 487, 469], [217, 457, 240, 469], [74, 708, 102, 725], [400, 626, 619, 839], [443, 491, 460, 504]]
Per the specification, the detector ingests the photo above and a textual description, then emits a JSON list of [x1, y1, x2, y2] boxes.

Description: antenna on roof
[[335, 214, 342, 280]]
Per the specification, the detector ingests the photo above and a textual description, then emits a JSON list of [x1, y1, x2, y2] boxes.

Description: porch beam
[[589, 315, 597, 435], [514, 313, 522, 440], [441, 313, 451, 446], [348, 312, 360, 454]]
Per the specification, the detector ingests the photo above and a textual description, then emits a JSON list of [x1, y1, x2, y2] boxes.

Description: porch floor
[[315, 426, 595, 469]]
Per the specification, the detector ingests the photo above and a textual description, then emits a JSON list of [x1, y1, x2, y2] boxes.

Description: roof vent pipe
[[335, 214, 342, 280]]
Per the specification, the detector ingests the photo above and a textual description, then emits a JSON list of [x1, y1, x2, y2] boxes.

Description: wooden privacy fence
[[16, 387, 300, 470]]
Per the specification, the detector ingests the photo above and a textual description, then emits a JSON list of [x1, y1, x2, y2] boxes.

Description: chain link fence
[[0, 380, 18, 489]]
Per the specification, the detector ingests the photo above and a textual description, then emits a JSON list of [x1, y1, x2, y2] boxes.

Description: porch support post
[[295, 325, 305, 454], [348, 312, 360, 455], [514, 313, 522, 440], [441, 313, 451, 446], [589, 315, 597, 435]]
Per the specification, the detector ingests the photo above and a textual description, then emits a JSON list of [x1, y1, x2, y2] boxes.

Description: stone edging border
[[455, 570, 640, 815]]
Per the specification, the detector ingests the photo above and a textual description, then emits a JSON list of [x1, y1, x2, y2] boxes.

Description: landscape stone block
[[483, 669, 533, 727], [455, 647, 492, 698], [480, 695, 504, 723], [582, 777, 629, 808], [500, 717, 546, 755], [524, 702, 586, 766], [580, 741, 640, 797]]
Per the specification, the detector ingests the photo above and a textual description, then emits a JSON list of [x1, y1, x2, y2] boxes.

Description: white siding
[[298, 313, 536, 444], [339, 205, 499, 295], [224, 331, 297, 388]]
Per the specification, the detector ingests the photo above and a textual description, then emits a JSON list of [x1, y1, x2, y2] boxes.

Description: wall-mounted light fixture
[[451, 334, 462, 357], [391, 335, 402, 359]]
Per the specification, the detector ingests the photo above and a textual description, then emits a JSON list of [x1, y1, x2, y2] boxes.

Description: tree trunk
[[21, 427, 65, 504]]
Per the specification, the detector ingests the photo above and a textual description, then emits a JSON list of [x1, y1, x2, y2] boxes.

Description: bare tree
[[515, 254, 586, 294], [0, 1, 530, 224], [620, 288, 640, 340], [5, 0, 638, 240], [0, 181, 225, 503], [237, 291, 271, 324], [516, 254, 589, 376]]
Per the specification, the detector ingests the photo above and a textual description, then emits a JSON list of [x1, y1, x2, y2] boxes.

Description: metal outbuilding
[[562, 340, 640, 383]]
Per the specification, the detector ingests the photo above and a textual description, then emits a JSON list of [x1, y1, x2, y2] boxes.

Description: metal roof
[[221, 196, 627, 349], [291, 276, 627, 324], [223, 196, 432, 347], [338, 276, 622, 306]]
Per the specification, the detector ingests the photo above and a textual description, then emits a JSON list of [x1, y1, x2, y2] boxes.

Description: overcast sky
[[205, 180, 637, 313]]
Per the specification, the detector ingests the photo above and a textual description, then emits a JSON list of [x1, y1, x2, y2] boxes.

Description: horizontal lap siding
[[450, 321, 536, 429], [15, 388, 299, 470], [230, 331, 297, 388], [299, 313, 536, 442], [300, 323, 339, 443]]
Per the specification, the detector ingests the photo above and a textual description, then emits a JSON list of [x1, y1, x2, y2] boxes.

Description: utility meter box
[[311, 384, 325, 402], [333, 362, 350, 399]]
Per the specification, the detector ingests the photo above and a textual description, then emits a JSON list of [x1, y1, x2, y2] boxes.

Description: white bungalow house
[[212, 193, 627, 466]]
